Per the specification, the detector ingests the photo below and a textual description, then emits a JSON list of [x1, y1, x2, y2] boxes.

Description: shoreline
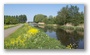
[[37, 24, 84, 31]]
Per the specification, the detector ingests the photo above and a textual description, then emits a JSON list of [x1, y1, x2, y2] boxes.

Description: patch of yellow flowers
[[66, 43, 72, 49], [27, 28, 39, 35]]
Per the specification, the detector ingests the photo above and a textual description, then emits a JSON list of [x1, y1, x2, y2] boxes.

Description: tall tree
[[47, 15, 56, 24], [4, 15, 27, 24], [56, 5, 69, 25], [56, 5, 83, 26], [33, 14, 47, 23], [19, 15, 27, 23], [68, 5, 79, 25]]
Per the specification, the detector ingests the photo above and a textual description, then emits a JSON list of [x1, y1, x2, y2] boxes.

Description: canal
[[30, 23, 84, 49]]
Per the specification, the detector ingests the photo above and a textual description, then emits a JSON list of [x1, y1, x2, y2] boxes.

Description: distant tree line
[[33, 14, 57, 24], [33, 5, 84, 26], [4, 15, 27, 24]]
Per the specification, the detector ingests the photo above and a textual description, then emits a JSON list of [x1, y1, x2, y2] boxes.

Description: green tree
[[33, 14, 47, 23], [4, 15, 27, 24], [56, 5, 84, 26], [47, 15, 56, 24], [68, 5, 80, 25], [56, 5, 69, 25], [19, 15, 27, 23]]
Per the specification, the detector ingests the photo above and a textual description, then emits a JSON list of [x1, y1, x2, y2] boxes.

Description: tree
[[68, 5, 80, 26], [47, 15, 56, 24], [56, 5, 84, 26], [79, 12, 84, 24], [33, 14, 47, 23], [4, 16, 11, 24], [56, 5, 69, 25], [19, 15, 27, 23], [4, 15, 27, 24]]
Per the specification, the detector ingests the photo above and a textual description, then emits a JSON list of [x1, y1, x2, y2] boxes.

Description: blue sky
[[4, 4, 84, 22]]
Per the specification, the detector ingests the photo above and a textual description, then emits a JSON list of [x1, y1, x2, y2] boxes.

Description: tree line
[[4, 15, 27, 24], [33, 5, 84, 26]]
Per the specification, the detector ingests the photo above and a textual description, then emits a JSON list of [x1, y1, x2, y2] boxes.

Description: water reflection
[[56, 28, 84, 49], [34, 25, 84, 49]]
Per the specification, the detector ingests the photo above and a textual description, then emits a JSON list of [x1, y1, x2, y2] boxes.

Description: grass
[[4, 24, 19, 29], [43, 24, 84, 32], [4, 23, 66, 49], [59, 25, 84, 32]]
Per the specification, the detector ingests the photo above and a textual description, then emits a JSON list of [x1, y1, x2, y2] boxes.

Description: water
[[32, 24, 84, 49]]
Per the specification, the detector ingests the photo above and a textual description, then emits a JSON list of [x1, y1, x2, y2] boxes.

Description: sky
[[4, 4, 84, 22]]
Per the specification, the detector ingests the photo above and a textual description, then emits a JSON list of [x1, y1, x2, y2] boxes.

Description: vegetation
[[59, 25, 84, 32], [4, 24, 18, 29], [33, 14, 47, 23], [4, 23, 66, 49], [56, 5, 84, 25], [34, 14, 56, 24], [33, 5, 84, 26], [4, 5, 84, 49], [4, 15, 27, 24]]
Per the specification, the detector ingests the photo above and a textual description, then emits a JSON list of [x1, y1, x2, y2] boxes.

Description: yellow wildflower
[[20, 39, 25, 44], [18, 36, 21, 39], [15, 40, 18, 44], [10, 39, 15, 45], [66, 43, 72, 49], [27, 28, 39, 35]]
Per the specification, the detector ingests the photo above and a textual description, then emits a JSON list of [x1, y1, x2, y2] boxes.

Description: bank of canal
[[32, 24, 84, 49]]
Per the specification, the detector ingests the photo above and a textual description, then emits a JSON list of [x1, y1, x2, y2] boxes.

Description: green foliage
[[4, 15, 27, 24], [4, 24, 18, 29], [33, 5, 84, 26], [56, 5, 84, 26], [34, 14, 47, 23], [33, 14, 57, 24], [46, 15, 56, 24], [56, 5, 69, 25], [19, 15, 27, 23]]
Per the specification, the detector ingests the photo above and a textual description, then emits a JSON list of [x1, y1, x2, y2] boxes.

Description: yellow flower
[[66, 43, 72, 49], [27, 28, 39, 35], [20, 39, 25, 44], [10, 39, 15, 45], [18, 36, 21, 39], [15, 40, 18, 44]]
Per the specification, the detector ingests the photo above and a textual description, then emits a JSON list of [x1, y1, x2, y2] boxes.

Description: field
[[4, 23, 66, 49]]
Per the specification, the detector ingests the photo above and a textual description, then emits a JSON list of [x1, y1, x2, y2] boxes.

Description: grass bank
[[4, 23, 66, 49], [39, 24, 84, 32], [59, 25, 84, 32], [4, 24, 19, 29]]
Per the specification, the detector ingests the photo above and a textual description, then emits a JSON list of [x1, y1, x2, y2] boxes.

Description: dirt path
[[4, 24, 23, 38]]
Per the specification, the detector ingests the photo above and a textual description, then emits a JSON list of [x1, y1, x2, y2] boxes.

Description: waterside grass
[[59, 25, 84, 32], [37, 24, 84, 32]]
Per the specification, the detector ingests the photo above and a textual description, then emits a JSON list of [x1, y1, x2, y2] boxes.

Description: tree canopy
[[33, 5, 84, 26], [4, 15, 27, 24], [34, 14, 47, 23], [56, 5, 84, 26]]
